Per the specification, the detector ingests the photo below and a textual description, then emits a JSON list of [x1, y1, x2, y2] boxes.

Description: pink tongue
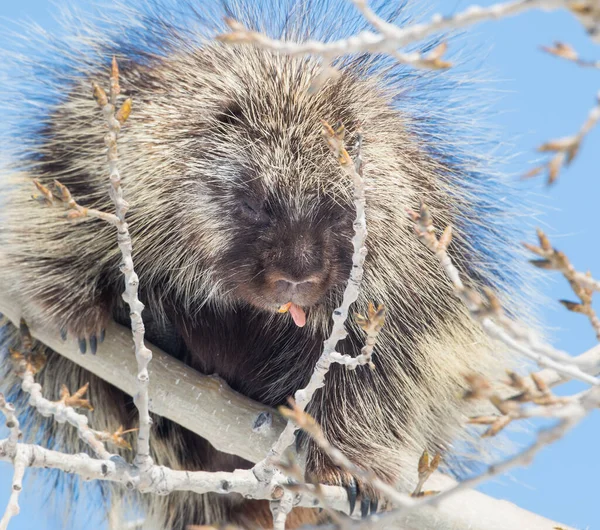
[[288, 303, 306, 327]]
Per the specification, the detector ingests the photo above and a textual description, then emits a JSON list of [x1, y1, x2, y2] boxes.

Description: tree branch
[[218, 0, 589, 60], [0, 288, 285, 463]]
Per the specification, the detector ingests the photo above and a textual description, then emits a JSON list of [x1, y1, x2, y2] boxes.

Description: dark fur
[[0, 1, 524, 528]]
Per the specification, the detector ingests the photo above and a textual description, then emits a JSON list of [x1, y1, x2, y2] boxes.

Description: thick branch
[[0, 287, 284, 464]]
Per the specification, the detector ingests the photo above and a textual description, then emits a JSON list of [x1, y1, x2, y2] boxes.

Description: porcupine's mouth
[[278, 302, 307, 327], [232, 271, 330, 328], [232, 284, 314, 327]]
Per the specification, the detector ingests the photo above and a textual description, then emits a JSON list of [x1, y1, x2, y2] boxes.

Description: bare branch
[[541, 41, 600, 68], [518, 344, 600, 396], [92, 58, 153, 470], [0, 394, 23, 530], [270, 491, 294, 530], [9, 322, 113, 459], [218, 1, 590, 65], [524, 91, 600, 184], [420, 386, 600, 513], [407, 204, 600, 386], [262, 122, 370, 466], [0, 437, 348, 513], [0, 450, 25, 530], [524, 227, 600, 290], [0, 395, 19, 453], [280, 399, 415, 510]]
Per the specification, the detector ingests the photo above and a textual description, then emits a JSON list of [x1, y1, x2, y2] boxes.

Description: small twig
[[277, 455, 345, 523], [218, 0, 580, 63], [412, 451, 441, 497], [466, 372, 575, 437], [92, 58, 152, 470], [524, 228, 600, 339], [541, 41, 600, 68], [219, 15, 451, 73], [251, 123, 376, 521], [0, 450, 26, 530], [352, 302, 386, 370], [422, 385, 600, 510], [368, 383, 600, 527], [9, 321, 113, 459], [281, 399, 416, 511], [407, 204, 600, 386], [270, 491, 294, 530], [33, 179, 119, 224], [524, 91, 600, 184], [258, 122, 370, 473], [0, 394, 23, 530], [0, 395, 20, 453], [517, 344, 600, 395]]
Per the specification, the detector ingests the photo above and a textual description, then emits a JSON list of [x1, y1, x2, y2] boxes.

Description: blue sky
[[0, 1, 598, 529]]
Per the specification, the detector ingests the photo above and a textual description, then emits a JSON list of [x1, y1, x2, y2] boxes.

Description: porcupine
[[0, 0, 525, 528]]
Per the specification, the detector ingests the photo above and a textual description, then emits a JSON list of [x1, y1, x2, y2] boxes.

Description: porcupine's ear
[[215, 101, 245, 127]]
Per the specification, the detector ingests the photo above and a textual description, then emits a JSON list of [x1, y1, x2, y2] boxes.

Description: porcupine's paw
[[59, 304, 110, 355], [311, 468, 381, 518]]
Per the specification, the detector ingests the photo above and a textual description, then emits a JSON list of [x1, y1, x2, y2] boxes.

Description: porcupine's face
[[206, 128, 357, 326], [197, 86, 357, 325], [218, 176, 355, 326]]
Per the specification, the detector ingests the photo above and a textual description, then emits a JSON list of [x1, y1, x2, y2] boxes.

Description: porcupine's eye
[[239, 198, 271, 226], [328, 205, 352, 226], [332, 211, 346, 223]]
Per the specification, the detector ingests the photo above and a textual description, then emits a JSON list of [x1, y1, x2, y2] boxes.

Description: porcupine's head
[[191, 51, 364, 327]]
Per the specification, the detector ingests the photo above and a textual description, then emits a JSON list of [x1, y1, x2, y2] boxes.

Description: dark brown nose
[[271, 272, 321, 301], [275, 278, 314, 295]]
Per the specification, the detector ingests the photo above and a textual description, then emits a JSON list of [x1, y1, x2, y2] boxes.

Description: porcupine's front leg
[[15, 179, 121, 355], [59, 296, 112, 355], [16, 243, 117, 355], [38, 276, 114, 355]]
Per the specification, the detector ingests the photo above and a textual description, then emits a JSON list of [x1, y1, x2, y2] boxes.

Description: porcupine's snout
[[258, 227, 332, 321], [272, 276, 320, 301], [227, 210, 352, 326], [266, 272, 325, 308]]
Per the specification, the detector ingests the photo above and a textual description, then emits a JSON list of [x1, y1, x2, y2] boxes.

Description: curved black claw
[[60, 328, 67, 341], [359, 495, 378, 518], [360, 497, 370, 518], [78, 338, 87, 355], [89, 335, 98, 355], [345, 478, 358, 516], [357, 494, 379, 518], [99, 328, 106, 344]]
